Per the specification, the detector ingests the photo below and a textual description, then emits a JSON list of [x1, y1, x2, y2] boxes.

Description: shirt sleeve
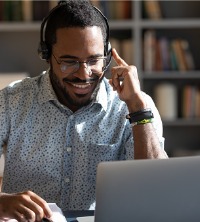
[[0, 89, 9, 155]]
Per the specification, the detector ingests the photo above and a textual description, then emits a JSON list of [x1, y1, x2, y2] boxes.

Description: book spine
[[2, 1, 12, 21], [159, 37, 170, 71], [171, 39, 187, 71], [143, 30, 156, 72], [143, 0, 162, 20], [180, 39, 195, 70], [22, 0, 33, 22], [11, 1, 23, 21]]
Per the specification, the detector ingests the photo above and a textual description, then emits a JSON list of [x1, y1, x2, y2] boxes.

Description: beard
[[49, 69, 103, 110]]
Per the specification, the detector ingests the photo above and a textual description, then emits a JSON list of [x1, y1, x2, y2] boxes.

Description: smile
[[71, 83, 91, 88]]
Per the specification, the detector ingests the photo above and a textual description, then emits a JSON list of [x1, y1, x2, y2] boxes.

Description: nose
[[73, 62, 92, 79]]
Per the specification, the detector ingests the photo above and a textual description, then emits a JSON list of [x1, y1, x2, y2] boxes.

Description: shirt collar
[[38, 70, 58, 104]]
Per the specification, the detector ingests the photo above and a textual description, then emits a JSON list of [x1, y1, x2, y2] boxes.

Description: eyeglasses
[[52, 54, 107, 75]]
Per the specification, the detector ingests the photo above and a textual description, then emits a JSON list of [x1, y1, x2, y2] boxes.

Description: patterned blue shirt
[[0, 71, 164, 210]]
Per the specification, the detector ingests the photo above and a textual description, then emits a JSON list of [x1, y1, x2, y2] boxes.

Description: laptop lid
[[95, 156, 200, 222]]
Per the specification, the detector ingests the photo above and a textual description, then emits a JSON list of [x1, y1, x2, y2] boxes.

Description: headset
[[38, 1, 112, 70]]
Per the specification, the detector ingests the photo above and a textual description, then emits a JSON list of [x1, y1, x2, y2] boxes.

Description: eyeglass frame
[[52, 53, 108, 75]]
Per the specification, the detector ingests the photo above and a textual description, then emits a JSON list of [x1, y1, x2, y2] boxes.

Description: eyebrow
[[59, 54, 104, 60]]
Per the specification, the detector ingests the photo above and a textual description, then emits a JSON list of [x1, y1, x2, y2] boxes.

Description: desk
[[63, 210, 94, 222]]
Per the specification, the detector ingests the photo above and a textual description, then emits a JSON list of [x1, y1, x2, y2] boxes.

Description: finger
[[112, 48, 128, 66], [18, 205, 36, 222], [14, 211, 28, 222], [28, 191, 52, 218], [19, 191, 52, 220], [111, 67, 128, 89]]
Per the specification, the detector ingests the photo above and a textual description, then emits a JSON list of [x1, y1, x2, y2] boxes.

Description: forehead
[[54, 26, 104, 55]]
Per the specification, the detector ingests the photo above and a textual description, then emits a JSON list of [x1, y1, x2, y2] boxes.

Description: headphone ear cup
[[38, 41, 50, 61]]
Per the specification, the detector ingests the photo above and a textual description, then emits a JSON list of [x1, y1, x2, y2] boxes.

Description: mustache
[[63, 76, 100, 84]]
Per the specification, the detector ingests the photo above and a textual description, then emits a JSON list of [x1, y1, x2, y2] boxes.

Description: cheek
[[50, 62, 63, 81]]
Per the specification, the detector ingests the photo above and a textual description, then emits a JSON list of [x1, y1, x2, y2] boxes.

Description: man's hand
[[109, 48, 146, 112], [0, 190, 52, 222]]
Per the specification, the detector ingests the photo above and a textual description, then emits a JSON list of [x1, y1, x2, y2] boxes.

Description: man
[[0, 0, 168, 221]]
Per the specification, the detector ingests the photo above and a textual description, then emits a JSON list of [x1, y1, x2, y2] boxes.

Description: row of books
[[110, 38, 134, 67], [154, 83, 200, 120], [0, 0, 132, 22], [0, 1, 57, 22], [143, 30, 195, 72], [90, 0, 132, 20]]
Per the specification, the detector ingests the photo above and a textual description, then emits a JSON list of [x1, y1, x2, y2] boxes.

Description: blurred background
[[0, 0, 200, 158]]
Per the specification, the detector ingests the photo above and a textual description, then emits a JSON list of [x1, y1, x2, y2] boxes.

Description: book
[[22, 0, 33, 22], [180, 39, 195, 70], [114, 1, 132, 20], [159, 37, 170, 71], [121, 38, 134, 65], [181, 85, 196, 118], [2, 1, 12, 21], [143, 0, 162, 20], [154, 38, 162, 71], [0, 1, 4, 21], [171, 39, 188, 71], [10, 1, 23, 21], [143, 30, 156, 72], [170, 42, 178, 71]]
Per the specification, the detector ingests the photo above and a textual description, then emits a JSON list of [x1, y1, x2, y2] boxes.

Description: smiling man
[[50, 27, 105, 111], [0, 0, 167, 221]]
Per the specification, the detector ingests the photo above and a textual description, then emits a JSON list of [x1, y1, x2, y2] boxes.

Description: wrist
[[125, 94, 147, 113], [126, 108, 154, 124]]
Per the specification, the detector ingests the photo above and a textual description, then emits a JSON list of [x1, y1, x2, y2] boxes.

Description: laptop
[[94, 156, 200, 222]]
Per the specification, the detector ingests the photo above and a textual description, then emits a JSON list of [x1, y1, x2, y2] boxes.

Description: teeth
[[72, 83, 90, 89]]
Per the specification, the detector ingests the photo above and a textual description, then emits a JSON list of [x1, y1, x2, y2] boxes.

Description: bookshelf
[[0, 0, 200, 156]]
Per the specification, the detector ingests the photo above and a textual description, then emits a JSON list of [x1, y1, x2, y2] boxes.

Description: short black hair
[[44, 0, 107, 53]]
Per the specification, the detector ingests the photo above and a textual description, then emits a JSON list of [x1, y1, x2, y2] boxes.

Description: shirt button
[[66, 147, 71, 152], [65, 177, 70, 183]]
